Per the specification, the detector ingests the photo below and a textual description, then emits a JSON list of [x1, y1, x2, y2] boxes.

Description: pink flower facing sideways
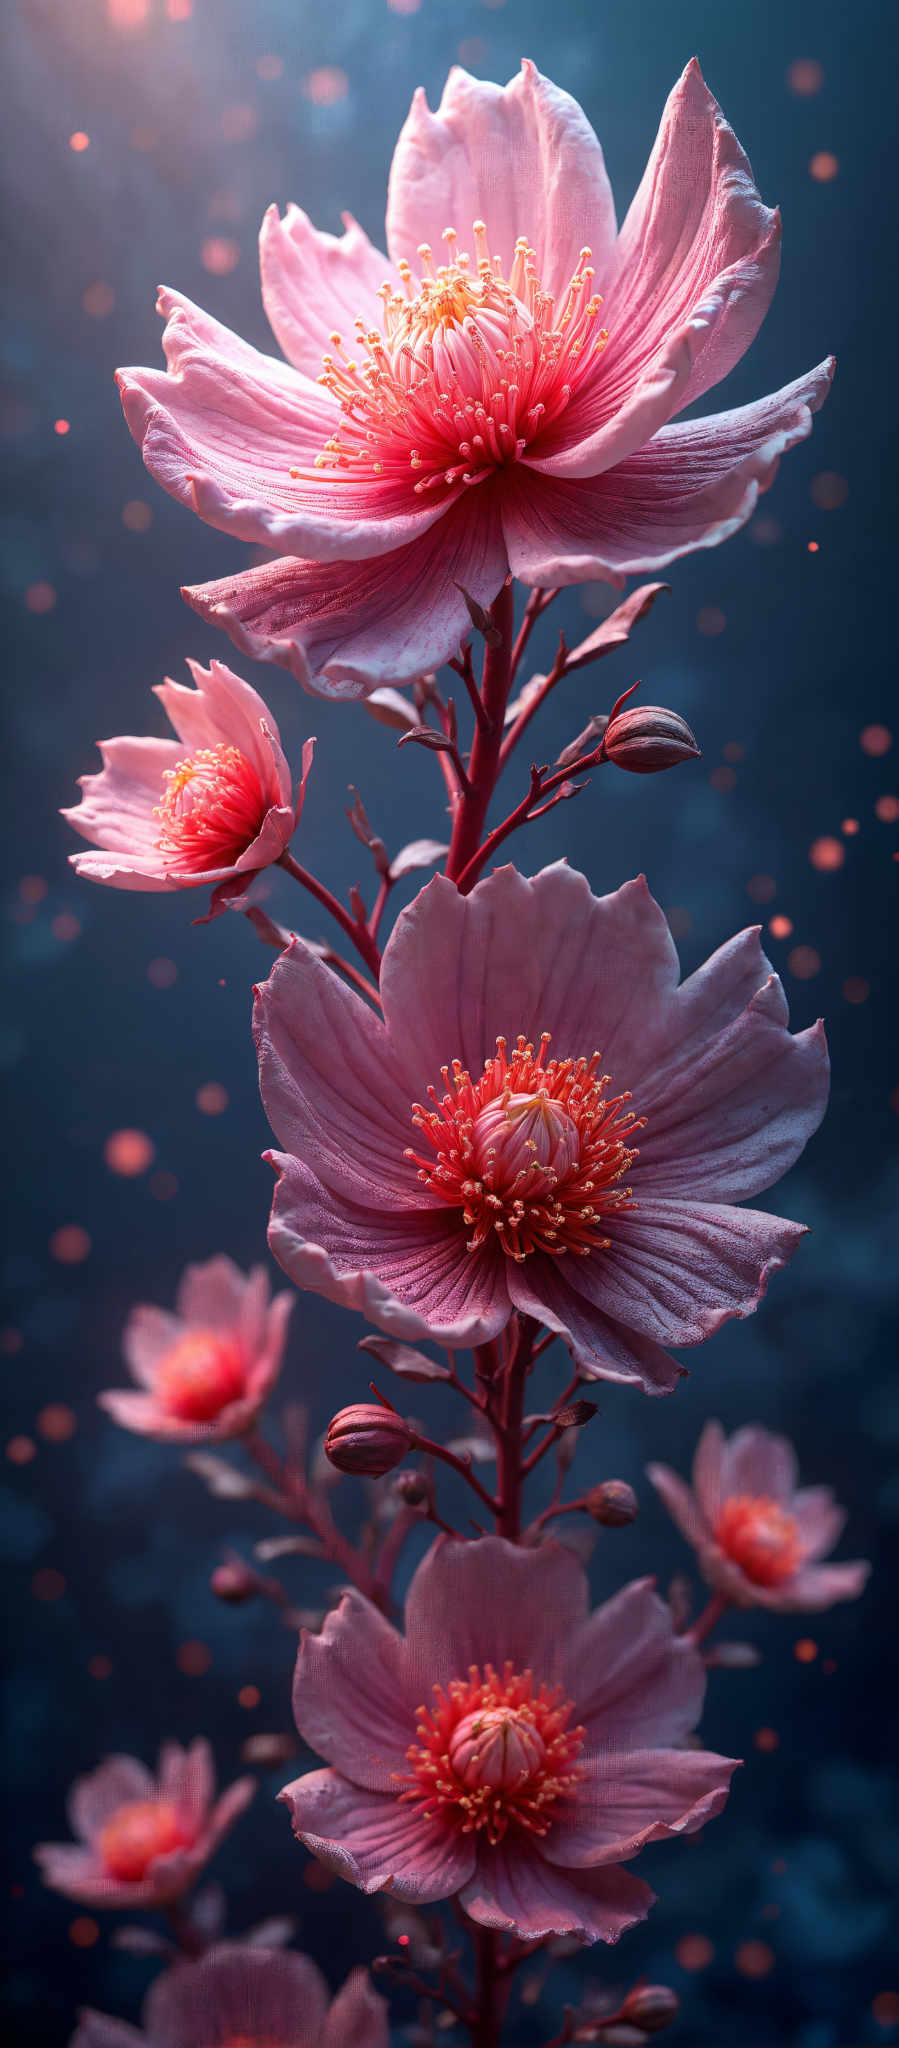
[[99, 1256, 293, 1443], [63, 658, 312, 914], [117, 59, 833, 697], [71, 1944, 388, 2048], [648, 1421, 870, 1611], [35, 1740, 254, 1908], [254, 864, 829, 1392], [281, 1536, 738, 1943]]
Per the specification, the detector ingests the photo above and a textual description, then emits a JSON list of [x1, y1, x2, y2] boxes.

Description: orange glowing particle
[[50, 1224, 91, 1265], [20, 875, 48, 904], [735, 1941, 775, 1980], [807, 540, 820, 552], [122, 499, 153, 533], [843, 978, 870, 1005], [842, 818, 860, 834], [675, 1934, 714, 1972], [875, 794, 899, 822], [794, 1637, 818, 1663], [768, 915, 793, 939], [787, 946, 821, 981], [238, 1684, 261, 1709], [69, 132, 90, 153], [697, 605, 726, 637], [196, 1081, 228, 1116], [82, 282, 115, 320], [709, 765, 736, 793], [88, 1654, 113, 1679], [104, 1128, 155, 1177], [177, 1639, 212, 1676], [787, 58, 824, 95], [69, 1916, 100, 1948], [32, 1567, 67, 1602], [54, 418, 71, 435], [51, 913, 81, 942], [809, 152, 839, 182], [861, 724, 893, 756], [809, 836, 845, 871], [257, 54, 284, 81], [747, 873, 777, 904], [37, 1405, 77, 1442], [25, 582, 57, 614], [754, 1727, 779, 1752], [872, 1992, 899, 2027], [201, 237, 241, 276], [302, 66, 349, 106], [7, 1436, 36, 1466]]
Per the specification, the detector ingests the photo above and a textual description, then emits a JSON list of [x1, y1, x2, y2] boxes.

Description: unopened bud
[[210, 1558, 257, 1604], [604, 705, 699, 775], [620, 1985, 680, 2034], [325, 1404, 414, 1477], [586, 1480, 639, 1527], [394, 1469, 431, 1508]]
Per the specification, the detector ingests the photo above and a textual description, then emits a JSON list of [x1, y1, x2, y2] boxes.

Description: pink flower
[[116, 60, 832, 699], [254, 864, 829, 1393], [63, 658, 312, 912], [647, 1421, 870, 1611], [99, 1256, 293, 1443], [35, 1740, 255, 1909], [70, 1944, 388, 2048], [280, 1535, 738, 1943]]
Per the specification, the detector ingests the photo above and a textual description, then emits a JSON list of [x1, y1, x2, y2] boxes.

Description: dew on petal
[[809, 836, 844, 871]]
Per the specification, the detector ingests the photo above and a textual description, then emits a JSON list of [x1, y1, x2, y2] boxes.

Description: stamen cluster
[[402, 1662, 585, 1846], [716, 1494, 802, 1586], [155, 743, 267, 872]]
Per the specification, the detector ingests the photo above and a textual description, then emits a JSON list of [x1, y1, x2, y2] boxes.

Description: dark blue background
[[2, 1, 897, 2042]]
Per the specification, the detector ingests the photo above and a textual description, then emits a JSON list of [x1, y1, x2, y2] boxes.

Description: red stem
[[687, 1590, 730, 1646], [277, 851, 382, 980], [445, 581, 516, 887], [470, 1925, 509, 2048], [499, 631, 567, 771]]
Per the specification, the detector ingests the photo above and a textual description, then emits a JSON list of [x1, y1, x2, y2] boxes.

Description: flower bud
[[620, 1985, 680, 2034], [603, 705, 699, 775], [325, 1404, 414, 1477], [394, 1469, 432, 1508], [210, 1558, 257, 1603], [586, 1480, 639, 1527]]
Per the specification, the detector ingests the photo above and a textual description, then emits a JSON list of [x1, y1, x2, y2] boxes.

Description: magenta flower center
[[97, 1798, 189, 1881], [154, 1329, 246, 1421], [407, 1032, 643, 1261], [716, 1493, 802, 1586], [155, 743, 268, 873], [402, 1662, 584, 1846], [314, 222, 609, 497]]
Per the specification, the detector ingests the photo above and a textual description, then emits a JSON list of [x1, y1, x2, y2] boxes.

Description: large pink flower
[[35, 1740, 255, 1909], [254, 864, 829, 1393], [647, 1421, 870, 1611], [281, 1535, 737, 1943], [99, 1255, 293, 1443], [70, 1944, 388, 2048], [116, 60, 832, 698], [63, 658, 311, 908]]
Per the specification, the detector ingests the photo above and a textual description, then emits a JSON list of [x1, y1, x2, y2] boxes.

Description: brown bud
[[603, 705, 699, 774], [586, 1480, 639, 1527], [325, 1403, 414, 1477], [210, 1558, 257, 1603], [620, 1985, 680, 2034], [394, 1469, 432, 1508]]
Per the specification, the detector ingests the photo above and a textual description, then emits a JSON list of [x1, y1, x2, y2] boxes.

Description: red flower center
[[155, 1330, 246, 1421], [155, 743, 268, 873], [716, 1494, 802, 1586], [402, 1662, 584, 1846], [407, 1032, 643, 1261], [314, 222, 608, 497], [97, 1798, 189, 1881]]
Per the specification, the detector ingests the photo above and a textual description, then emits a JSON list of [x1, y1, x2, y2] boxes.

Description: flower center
[[401, 1662, 584, 1846], [155, 743, 268, 873], [407, 1033, 643, 1261], [716, 1494, 802, 1587], [154, 1330, 246, 1421], [314, 221, 608, 495], [97, 1798, 189, 1881]]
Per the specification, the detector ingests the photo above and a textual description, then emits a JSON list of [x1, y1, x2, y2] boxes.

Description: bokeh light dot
[[787, 946, 821, 981], [388, 0, 422, 14], [754, 1726, 779, 1752], [709, 765, 736, 793], [788, 58, 824, 95], [82, 282, 115, 320], [201, 236, 241, 276], [256, 54, 284, 81], [88, 1655, 113, 1680], [843, 977, 870, 1005], [104, 1128, 156, 1177], [7, 1436, 36, 1466], [52, 912, 82, 942], [768, 915, 793, 939], [121, 499, 153, 533], [735, 1941, 775, 1979], [872, 1993, 899, 2028], [25, 582, 56, 614], [722, 741, 745, 763], [196, 1082, 228, 1116], [861, 724, 892, 756], [20, 875, 48, 904], [809, 152, 839, 182], [810, 470, 848, 510], [177, 1639, 212, 1676], [875, 794, 899, 822], [794, 1637, 818, 1662], [750, 515, 781, 547], [697, 605, 726, 637], [842, 817, 860, 835], [675, 1934, 714, 1972], [807, 540, 819, 553], [37, 1405, 77, 1442], [166, 0, 193, 18], [302, 67, 349, 106], [54, 418, 70, 435], [147, 956, 178, 988], [747, 873, 777, 903], [221, 104, 257, 142], [809, 835, 845, 871], [49, 1224, 91, 1264], [32, 1567, 66, 1602], [150, 1169, 179, 1202], [69, 1917, 99, 1948], [0, 1327, 24, 1356], [69, 132, 90, 153], [238, 1684, 261, 1709]]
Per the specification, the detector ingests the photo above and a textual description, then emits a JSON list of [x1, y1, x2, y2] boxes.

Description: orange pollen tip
[[398, 1662, 584, 1845], [154, 742, 269, 874], [407, 1031, 642, 1261], [97, 1799, 189, 1881], [716, 1494, 802, 1586], [154, 1329, 246, 1421]]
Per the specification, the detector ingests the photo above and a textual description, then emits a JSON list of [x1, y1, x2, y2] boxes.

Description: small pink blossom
[[70, 1943, 388, 2048], [254, 864, 829, 1392], [63, 658, 312, 913], [99, 1256, 294, 1443], [647, 1421, 870, 1611], [280, 1535, 738, 1943], [35, 1740, 255, 1909], [116, 60, 832, 698]]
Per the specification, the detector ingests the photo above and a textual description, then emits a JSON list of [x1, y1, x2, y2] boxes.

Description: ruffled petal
[[70, 2015, 144, 2048], [155, 658, 292, 810], [569, 1198, 808, 1346], [562, 1579, 707, 1747], [260, 203, 395, 379], [122, 1305, 183, 1388], [543, 1745, 737, 1865], [787, 1560, 870, 1609], [506, 1257, 682, 1395], [645, 1463, 707, 1546], [280, 1768, 475, 1903], [506, 362, 834, 576], [63, 737, 180, 855], [145, 1943, 329, 2047], [386, 61, 617, 302], [460, 1844, 654, 1944], [291, 1590, 414, 1788], [402, 1535, 588, 1684], [792, 1486, 847, 1561], [183, 490, 508, 697], [68, 1756, 155, 1843], [720, 1424, 798, 1502]]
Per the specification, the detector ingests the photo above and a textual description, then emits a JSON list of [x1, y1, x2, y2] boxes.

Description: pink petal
[[645, 1463, 707, 1546], [158, 1736, 215, 1817], [460, 1844, 654, 1944], [506, 361, 833, 577], [34, 1844, 105, 1901], [200, 1776, 257, 1853], [260, 203, 396, 379], [184, 491, 508, 696], [70, 2015, 144, 2048], [324, 1967, 390, 2048], [118, 290, 446, 562], [720, 1424, 798, 1502], [175, 1255, 254, 1336], [63, 737, 180, 854], [155, 658, 292, 809], [402, 1535, 588, 1683], [792, 1486, 847, 1561], [787, 1560, 870, 1609], [280, 1768, 475, 1903], [144, 1942, 329, 2046], [543, 1745, 737, 1866], [506, 1256, 682, 1395], [691, 1419, 727, 1523], [386, 61, 617, 303], [291, 1590, 415, 1788], [122, 1305, 183, 1388], [562, 1579, 706, 1748], [571, 1198, 808, 1346], [67, 1755, 155, 1843], [266, 1155, 512, 1350]]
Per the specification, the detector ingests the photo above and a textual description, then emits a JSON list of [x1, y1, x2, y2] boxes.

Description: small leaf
[[388, 838, 449, 880], [254, 1534, 324, 1561], [565, 581, 669, 673], [359, 1334, 452, 1381], [346, 788, 389, 874], [556, 714, 609, 768], [397, 726, 459, 756], [244, 1915, 297, 1949], [112, 1926, 170, 1954], [454, 581, 503, 646], [363, 687, 420, 731], [185, 1452, 257, 1499], [704, 1641, 762, 1669], [504, 670, 547, 726]]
